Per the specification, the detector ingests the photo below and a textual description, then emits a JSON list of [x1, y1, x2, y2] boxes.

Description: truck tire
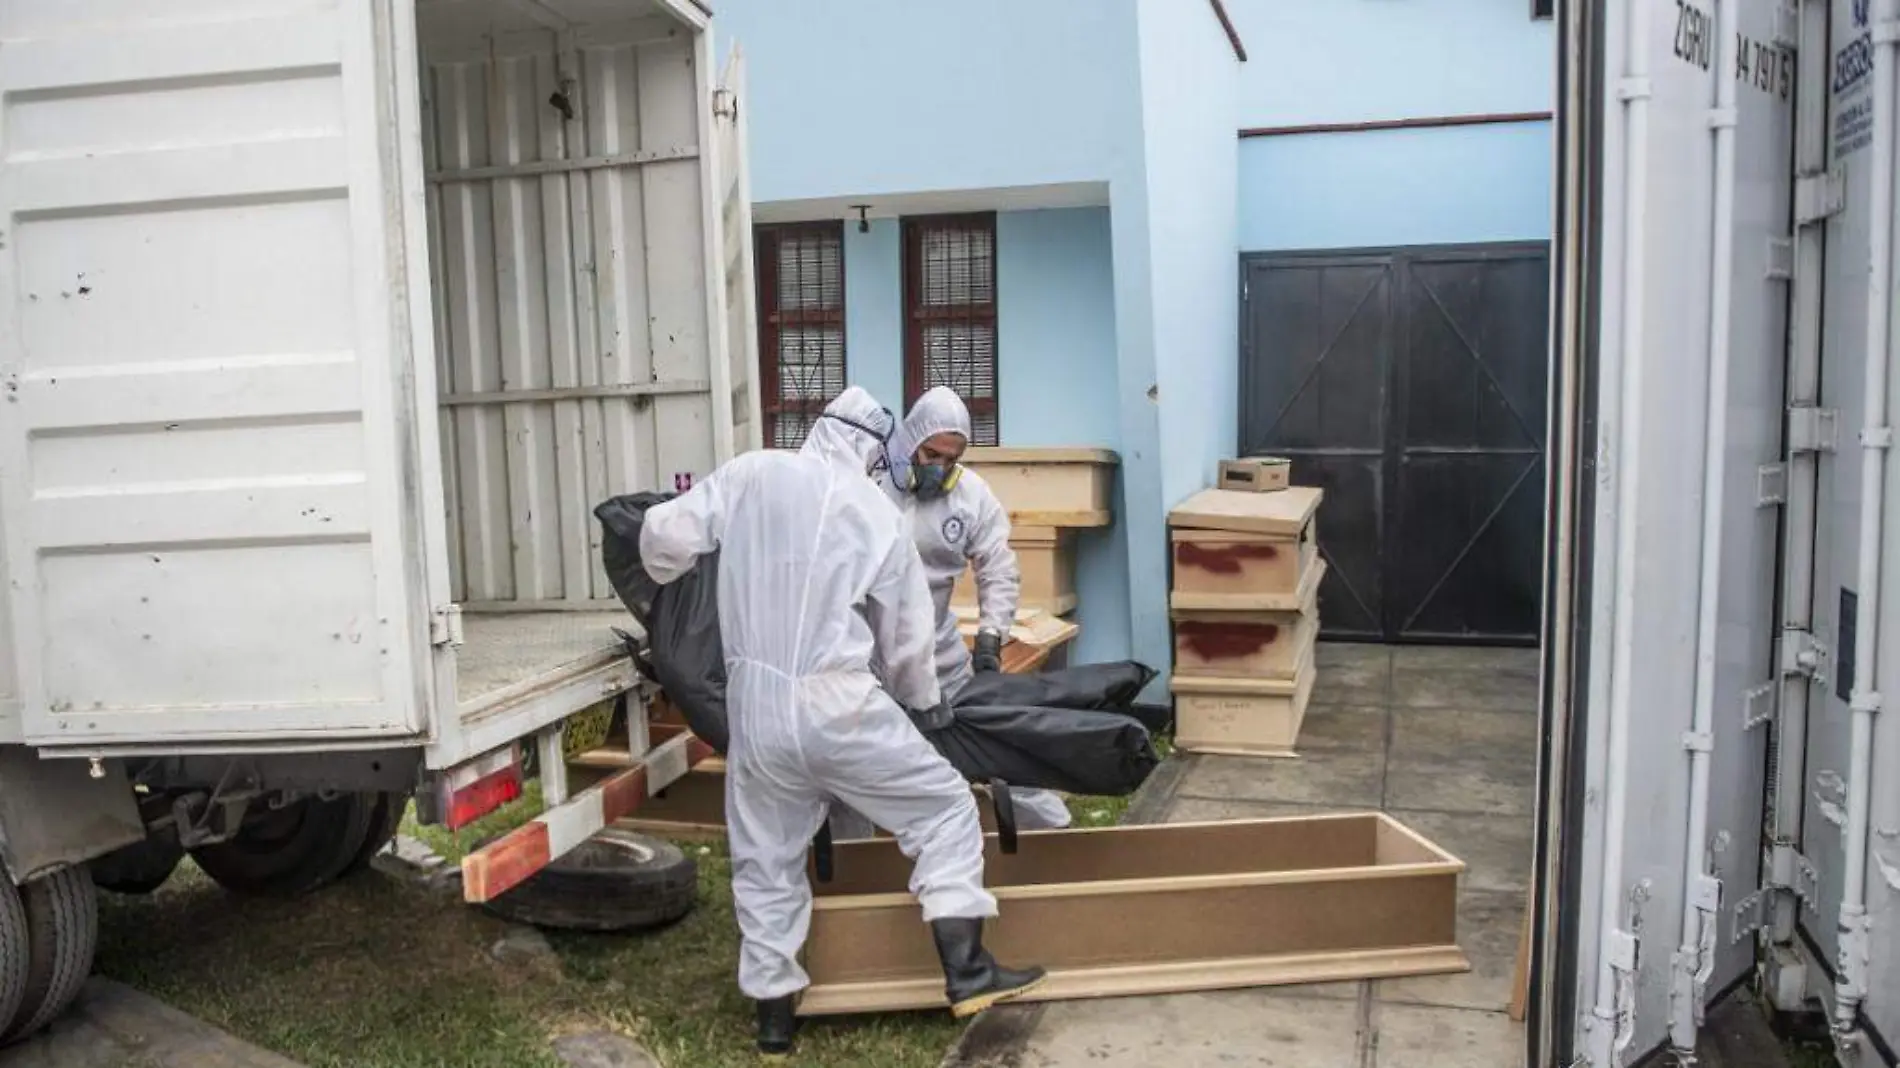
[[340, 791, 407, 877], [192, 793, 377, 898], [2, 867, 97, 1044], [89, 834, 185, 896], [0, 880, 31, 1041], [479, 829, 697, 932]]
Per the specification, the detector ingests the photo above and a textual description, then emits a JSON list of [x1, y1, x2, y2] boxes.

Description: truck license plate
[[561, 698, 617, 763]]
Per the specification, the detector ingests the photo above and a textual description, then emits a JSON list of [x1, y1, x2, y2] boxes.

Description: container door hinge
[[1732, 890, 1769, 943], [1743, 681, 1777, 730], [1767, 238, 1795, 281], [1795, 167, 1847, 227], [1736, 845, 1820, 942], [1757, 464, 1788, 505], [1788, 405, 1840, 453], [431, 604, 465, 648], [1767, 842, 1819, 907], [1780, 628, 1828, 681]]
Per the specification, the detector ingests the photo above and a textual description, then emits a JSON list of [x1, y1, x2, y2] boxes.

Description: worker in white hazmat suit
[[638, 386, 1045, 1056], [829, 387, 1073, 840]]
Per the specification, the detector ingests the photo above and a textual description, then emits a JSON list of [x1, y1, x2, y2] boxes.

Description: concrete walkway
[[0, 980, 304, 1068], [948, 642, 1539, 1068]]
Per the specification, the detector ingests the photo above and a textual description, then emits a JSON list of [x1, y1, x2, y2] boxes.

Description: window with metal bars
[[755, 221, 848, 449], [903, 212, 1000, 446]]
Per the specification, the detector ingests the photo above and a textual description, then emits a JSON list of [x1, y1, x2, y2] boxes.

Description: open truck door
[[0, 1, 446, 749], [711, 43, 763, 455]]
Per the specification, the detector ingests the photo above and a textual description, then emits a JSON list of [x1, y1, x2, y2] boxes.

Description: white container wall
[[421, 16, 728, 611], [1795, 0, 1900, 1051], [1571, 0, 1793, 1060]]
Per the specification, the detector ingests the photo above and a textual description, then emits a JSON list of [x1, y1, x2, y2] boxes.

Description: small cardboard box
[[1218, 456, 1291, 493]]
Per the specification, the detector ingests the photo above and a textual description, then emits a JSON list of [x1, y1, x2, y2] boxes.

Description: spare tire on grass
[[480, 828, 696, 932]]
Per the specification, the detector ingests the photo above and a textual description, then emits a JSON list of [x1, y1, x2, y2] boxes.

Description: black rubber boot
[[755, 996, 797, 1057], [930, 917, 1047, 1018]]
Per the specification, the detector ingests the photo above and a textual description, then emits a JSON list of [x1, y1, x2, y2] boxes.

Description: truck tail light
[[438, 744, 523, 830]]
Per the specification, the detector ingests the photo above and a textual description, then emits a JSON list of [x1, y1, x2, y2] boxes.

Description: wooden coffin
[[1170, 519, 1321, 611], [1171, 631, 1318, 758], [797, 813, 1467, 1015], [582, 756, 1002, 839], [1171, 566, 1322, 680], [960, 447, 1118, 528], [952, 526, 1076, 616]]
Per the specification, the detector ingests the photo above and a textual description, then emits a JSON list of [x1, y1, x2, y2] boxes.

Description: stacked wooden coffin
[[1167, 462, 1325, 758], [950, 447, 1119, 619]]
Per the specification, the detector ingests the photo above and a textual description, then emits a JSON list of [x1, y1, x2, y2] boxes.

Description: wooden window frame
[[755, 220, 847, 449], [902, 211, 1000, 444]]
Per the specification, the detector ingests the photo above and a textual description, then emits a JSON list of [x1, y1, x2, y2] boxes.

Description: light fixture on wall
[[850, 205, 871, 234]]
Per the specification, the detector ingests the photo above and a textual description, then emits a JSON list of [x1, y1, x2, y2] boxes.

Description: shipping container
[[1537, 0, 1900, 1063]]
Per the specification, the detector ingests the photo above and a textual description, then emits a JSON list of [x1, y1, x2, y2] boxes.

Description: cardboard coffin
[[1170, 633, 1319, 758], [1171, 562, 1324, 680], [960, 447, 1119, 528], [797, 813, 1467, 1015], [952, 526, 1077, 617]]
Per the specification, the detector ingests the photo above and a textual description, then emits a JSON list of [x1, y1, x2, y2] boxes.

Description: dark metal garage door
[[1238, 243, 1550, 644]]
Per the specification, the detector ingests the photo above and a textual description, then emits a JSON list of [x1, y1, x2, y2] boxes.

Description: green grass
[[95, 739, 1176, 1068], [95, 843, 959, 1068]]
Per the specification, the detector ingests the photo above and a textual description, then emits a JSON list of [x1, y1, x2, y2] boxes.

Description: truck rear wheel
[[340, 791, 408, 877], [89, 834, 185, 896], [0, 879, 31, 1042], [191, 793, 377, 898], [2, 867, 97, 1044]]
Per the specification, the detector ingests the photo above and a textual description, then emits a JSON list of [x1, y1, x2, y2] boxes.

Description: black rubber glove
[[908, 701, 953, 733], [971, 631, 1004, 674]]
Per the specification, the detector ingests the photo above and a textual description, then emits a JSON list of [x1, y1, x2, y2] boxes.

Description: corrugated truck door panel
[[0, 1, 437, 746]]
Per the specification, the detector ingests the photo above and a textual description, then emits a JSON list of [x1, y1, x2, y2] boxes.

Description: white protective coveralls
[[830, 386, 1073, 839], [639, 386, 996, 1001]]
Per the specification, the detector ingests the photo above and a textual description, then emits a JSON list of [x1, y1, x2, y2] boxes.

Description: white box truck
[[0, 0, 758, 1039]]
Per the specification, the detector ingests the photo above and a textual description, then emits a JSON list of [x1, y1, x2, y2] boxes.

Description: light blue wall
[[714, 0, 1137, 202], [1238, 120, 1555, 251], [1226, 0, 1555, 125], [995, 210, 1121, 449], [1226, 0, 1556, 254], [1138, 0, 1241, 512], [831, 207, 1137, 667], [842, 219, 903, 405]]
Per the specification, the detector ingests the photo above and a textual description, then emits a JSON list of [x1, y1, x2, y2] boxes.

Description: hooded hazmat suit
[[639, 386, 996, 1001], [829, 387, 1073, 838]]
